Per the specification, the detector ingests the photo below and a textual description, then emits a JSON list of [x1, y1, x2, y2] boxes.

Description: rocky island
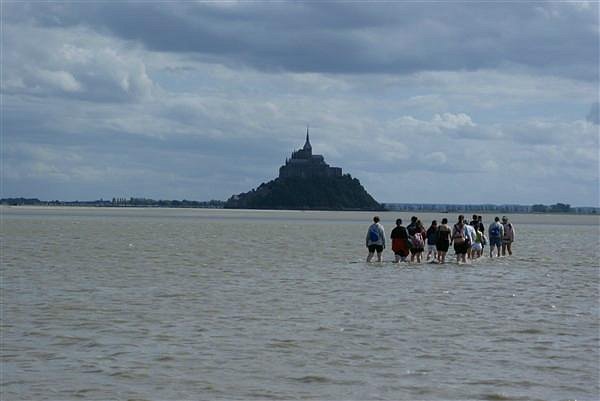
[[224, 130, 383, 211]]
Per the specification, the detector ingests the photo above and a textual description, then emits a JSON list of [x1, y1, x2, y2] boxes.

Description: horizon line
[[1, 197, 599, 210]]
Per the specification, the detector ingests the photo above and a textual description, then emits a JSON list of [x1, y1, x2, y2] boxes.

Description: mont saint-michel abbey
[[224, 127, 381, 210], [278, 129, 342, 179]]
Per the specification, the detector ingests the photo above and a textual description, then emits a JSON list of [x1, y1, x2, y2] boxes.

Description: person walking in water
[[436, 218, 452, 264], [477, 215, 486, 254], [426, 220, 439, 262], [470, 221, 483, 259], [488, 216, 504, 258], [452, 215, 469, 264], [390, 218, 410, 263], [501, 216, 515, 256], [464, 221, 476, 261], [406, 216, 418, 236], [410, 220, 426, 263], [470, 214, 486, 254], [366, 216, 385, 262]]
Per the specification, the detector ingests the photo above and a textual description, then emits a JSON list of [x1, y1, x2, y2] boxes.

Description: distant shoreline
[[1, 199, 598, 215]]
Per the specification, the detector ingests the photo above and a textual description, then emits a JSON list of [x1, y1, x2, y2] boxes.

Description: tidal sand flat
[[2, 207, 599, 400]]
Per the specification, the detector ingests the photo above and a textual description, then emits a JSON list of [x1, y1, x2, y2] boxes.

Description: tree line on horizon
[[0, 197, 225, 208], [0, 198, 596, 214], [530, 203, 573, 213]]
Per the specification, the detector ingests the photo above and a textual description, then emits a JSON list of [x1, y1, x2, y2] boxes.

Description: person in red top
[[390, 218, 410, 263]]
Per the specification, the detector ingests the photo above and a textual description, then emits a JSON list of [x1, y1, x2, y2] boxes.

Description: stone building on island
[[279, 128, 342, 179], [223, 127, 382, 210]]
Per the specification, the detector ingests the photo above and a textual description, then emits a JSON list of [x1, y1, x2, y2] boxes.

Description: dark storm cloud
[[7, 1, 598, 80]]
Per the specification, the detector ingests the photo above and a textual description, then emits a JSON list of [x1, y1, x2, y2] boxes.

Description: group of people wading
[[365, 214, 516, 264]]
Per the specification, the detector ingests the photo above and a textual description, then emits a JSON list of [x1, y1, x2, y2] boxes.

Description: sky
[[2, 1, 599, 206]]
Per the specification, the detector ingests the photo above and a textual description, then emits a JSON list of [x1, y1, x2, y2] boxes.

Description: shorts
[[395, 249, 409, 257], [502, 239, 512, 245], [427, 244, 437, 253], [471, 243, 482, 251], [489, 237, 501, 247], [454, 242, 469, 254], [436, 240, 450, 252], [368, 244, 384, 253], [410, 247, 424, 255]]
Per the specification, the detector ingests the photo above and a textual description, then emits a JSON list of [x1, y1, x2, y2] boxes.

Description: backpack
[[453, 224, 466, 245], [489, 224, 501, 237], [412, 232, 424, 248], [369, 226, 380, 242]]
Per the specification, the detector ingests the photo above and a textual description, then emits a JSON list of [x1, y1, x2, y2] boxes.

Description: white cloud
[[423, 151, 447, 165], [33, 68, 82, 92], [386, 113, 503, 141], [432, 113, 475, 130], [3, 23, 156, 102]]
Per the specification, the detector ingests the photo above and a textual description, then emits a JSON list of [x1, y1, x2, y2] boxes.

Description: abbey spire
[[303, 125, 312, 152], [279, 129, 341, 179]]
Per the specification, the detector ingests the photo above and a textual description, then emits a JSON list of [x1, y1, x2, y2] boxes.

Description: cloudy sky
[[2, 1, 599, 206]]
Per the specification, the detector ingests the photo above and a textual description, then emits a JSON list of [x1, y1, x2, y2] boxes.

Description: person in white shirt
[[366, 216, 385, 262], [464, 222, 477, 261]]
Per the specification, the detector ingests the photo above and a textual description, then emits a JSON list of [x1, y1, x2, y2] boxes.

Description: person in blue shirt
[[366, 216, 385, 262], [488, 216, 504, 258], [426, 220, 439, 262]]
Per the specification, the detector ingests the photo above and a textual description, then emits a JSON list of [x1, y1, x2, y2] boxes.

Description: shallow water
[[2, 207, 599, 400]]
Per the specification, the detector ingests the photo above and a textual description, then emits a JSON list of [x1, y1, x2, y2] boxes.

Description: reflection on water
[[2, 207, 599, 400]]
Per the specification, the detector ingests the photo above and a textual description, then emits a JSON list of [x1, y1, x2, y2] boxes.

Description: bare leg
[[376, 251, 383, 262], [506, 242, 512, 255], [367, 252, 374, 262]]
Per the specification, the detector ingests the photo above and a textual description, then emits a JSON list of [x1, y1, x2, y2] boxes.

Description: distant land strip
[[1, 198, 598, 214]]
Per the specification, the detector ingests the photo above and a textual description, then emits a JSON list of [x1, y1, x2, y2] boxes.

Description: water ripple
[[2, 208, 598, 400]]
